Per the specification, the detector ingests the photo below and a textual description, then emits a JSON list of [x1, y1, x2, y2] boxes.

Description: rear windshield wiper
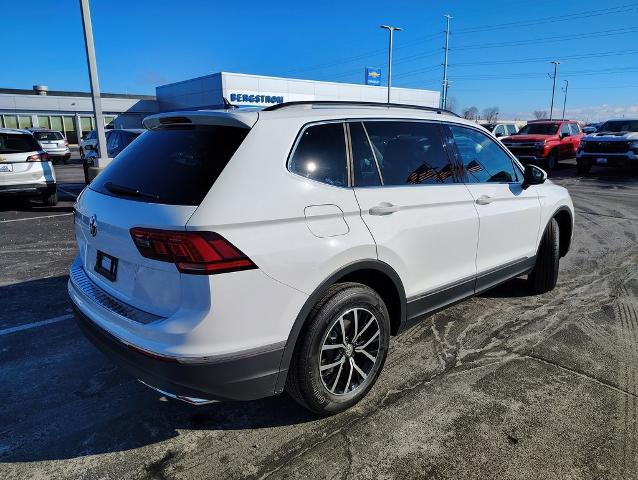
[[103, 181, 160, 201]]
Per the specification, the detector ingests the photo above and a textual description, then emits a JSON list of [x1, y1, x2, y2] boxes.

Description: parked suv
[[576, 119, 638, 174], [480, 123, 518, 138], [82, 128, 144, 183], [68, 102, 574, 415], [30, 129, 71, 164], [79, 130, 97, 160], [502, 120, 583, 170], [0, 128, 57, 205]]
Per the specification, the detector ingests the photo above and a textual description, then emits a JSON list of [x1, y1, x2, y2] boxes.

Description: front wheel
[[545, 150, 558, 171], [286, 282, 390, 415], [528, 218, 560, 294], [79, 148, 85, 160]]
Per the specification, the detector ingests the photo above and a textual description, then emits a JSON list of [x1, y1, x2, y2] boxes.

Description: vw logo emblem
[[89, 214, 98, 237]]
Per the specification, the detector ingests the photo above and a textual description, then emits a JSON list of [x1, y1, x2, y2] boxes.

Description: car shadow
[[0, 276, 316, 464], [0, 197, 74, 213], [478, 277, 533, 299]]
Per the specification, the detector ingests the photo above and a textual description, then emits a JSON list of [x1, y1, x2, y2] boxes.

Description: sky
[[2, 0, 637, 121]]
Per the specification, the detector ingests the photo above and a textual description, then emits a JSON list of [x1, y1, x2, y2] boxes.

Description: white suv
[[68, 102, 574, 415], [0, 128, 57, 205]]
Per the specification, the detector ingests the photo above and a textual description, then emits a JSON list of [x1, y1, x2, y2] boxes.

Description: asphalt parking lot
[[1, 156, 637, 480]]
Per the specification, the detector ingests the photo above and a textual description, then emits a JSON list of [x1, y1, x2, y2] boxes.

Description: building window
[[4, 115, 18, 129], [37, 116, 50, 129], [18, 116, 33, 129], [50, 116, 63, 132]]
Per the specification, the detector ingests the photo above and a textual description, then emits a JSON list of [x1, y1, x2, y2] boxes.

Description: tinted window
[[33, 131, 64, 141], [350, 122, 381, 187], [597, 120, 638, 132], [0, 133, 41, 153], [107, 132, 120, 152], [518, 123, 560, 135], [494, 125, 506, 136], [569, 123, 580, 135], [364, 121, 454, 185], [289, 123, 347, 187], [506, 124, 518, 135], [449, 125, 519, 183], [92, 125, 249, 205], [560, 123, 571, 136]]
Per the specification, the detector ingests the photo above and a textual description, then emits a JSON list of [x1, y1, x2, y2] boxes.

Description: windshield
[[34, 131, 64, 141], [91, 124, 249, 205], [0, 133, 42, 154], [517, 123, 560, 135], [597, 120, 638, 133]]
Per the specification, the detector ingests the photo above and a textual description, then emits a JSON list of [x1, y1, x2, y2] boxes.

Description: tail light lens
[[26, 153, 49, 162], [130, 228, 257, 275], [64, 140, 69, 147]]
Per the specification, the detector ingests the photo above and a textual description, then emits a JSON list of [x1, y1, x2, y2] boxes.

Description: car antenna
[[222, 97, 237, 110]]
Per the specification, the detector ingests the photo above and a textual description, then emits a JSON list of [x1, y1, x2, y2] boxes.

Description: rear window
[[518, 123, 560, 135], [91, 125, 249, 205], [0, 133, 41, 154], [33, 131, 64, 141]]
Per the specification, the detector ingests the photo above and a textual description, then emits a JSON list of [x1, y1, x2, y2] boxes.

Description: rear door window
[[448, 125, 520, 183], [350, 122, 381, 187], [0, 133, 41, 154], [288, 122, 347, 187], [363, 121, 454, 185], [91, 124, 249, 205]]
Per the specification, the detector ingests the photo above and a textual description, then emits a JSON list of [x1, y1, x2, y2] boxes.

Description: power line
[[453, 26, 638, 51], [454, 2, 638, 34], [449, 49, 638, 67]]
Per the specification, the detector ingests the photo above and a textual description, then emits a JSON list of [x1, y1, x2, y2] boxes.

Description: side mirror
[[522, 164, 547, 189]]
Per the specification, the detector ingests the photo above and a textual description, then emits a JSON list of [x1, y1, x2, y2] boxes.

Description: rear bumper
[[73, 306, 283, 402], [0, 181, 56, 197], [68, 268, 285, 402]]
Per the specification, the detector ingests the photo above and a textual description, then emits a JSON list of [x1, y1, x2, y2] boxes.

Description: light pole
[[441, 14, 452, 110], [549, 60, 560, 120], [79, 0, 108, 179], [380, 25, 401, 103], [561, 80, 569, 120]]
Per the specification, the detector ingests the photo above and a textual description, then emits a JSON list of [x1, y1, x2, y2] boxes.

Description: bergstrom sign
[[229, 93, 284, 105]]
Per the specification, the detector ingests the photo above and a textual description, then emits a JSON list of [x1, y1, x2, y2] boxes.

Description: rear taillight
[[64, 139, 69, 147], [130, 228, 257, 275], [26, 153, 49, 162]]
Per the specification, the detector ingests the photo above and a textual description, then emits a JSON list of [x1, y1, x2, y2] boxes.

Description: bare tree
[[533, 110, 548, 120], [482, 107, 499, 124], [445, 96, 459, 113], [463, 106, 479, 120]]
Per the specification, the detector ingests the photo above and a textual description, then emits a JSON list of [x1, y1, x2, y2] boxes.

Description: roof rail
[[262, 100, 460, 117]]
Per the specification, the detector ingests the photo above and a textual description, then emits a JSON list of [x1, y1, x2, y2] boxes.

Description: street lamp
[[380, 25, 402, 103], [549, 60, 560, 120], [79, 0, 108, 179]]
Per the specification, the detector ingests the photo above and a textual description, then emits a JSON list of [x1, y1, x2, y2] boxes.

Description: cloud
[[140, 71, 169, 86]]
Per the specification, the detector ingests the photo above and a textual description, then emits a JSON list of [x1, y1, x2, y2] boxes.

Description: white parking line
[[0, 314, 73, 337], [0, 213, 73, 224]]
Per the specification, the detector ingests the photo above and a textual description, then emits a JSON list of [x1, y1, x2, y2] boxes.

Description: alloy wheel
[[319, 307, 381, 396]]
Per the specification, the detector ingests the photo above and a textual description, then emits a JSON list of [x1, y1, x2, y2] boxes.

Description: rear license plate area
[[0, 164, 13, 172], [597, 157, 608, 165], [95, 251, 118, 281]]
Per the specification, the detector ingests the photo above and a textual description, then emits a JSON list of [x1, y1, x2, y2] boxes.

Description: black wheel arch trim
[[547, 205, 573, 257], [274, 259, 406, 394]]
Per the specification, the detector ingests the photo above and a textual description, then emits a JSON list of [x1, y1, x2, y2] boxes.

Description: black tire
[[83, 160, 90, 185], [63, 158, 70, 165], [576, 160, 591, 175], [286, 282, 390, 415], [79, 148, 84, 160], [42, 191, 58, 206], [528, 218, 560, 294], [545, 150, 558, 171]]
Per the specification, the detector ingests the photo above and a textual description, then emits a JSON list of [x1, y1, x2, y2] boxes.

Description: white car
[[30, 129, 71, 164], [481, 123, 519, 138], [0, 128, 57, 205], [79, 130, 97, 160], [68, 102, 574, 415]]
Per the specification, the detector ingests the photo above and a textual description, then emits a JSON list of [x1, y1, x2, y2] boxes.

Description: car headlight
[[629, 140, 638, 149]]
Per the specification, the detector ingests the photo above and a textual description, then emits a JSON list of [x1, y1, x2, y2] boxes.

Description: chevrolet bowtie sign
[[365, 67, 382, 86]]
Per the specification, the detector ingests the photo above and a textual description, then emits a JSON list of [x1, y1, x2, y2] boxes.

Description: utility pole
[[561, 79, 569, 120], [380, 25, 401, 103], [441, 14, 452, 110], [79, 0, 108, 179], [549, 60, 560, 120]]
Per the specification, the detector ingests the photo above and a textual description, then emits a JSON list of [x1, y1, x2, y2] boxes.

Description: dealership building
[[0, 72, 440, 144]]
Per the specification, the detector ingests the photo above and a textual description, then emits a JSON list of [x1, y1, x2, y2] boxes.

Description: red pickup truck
[[501, 120, 584, 170]]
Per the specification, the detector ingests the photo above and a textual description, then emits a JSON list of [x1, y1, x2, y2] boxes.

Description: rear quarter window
[[91, 125, 249, 205]]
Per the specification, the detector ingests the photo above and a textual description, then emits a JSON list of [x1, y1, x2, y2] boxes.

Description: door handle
[[475, 195, 493, 205], [369, 203, 400, 216]]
